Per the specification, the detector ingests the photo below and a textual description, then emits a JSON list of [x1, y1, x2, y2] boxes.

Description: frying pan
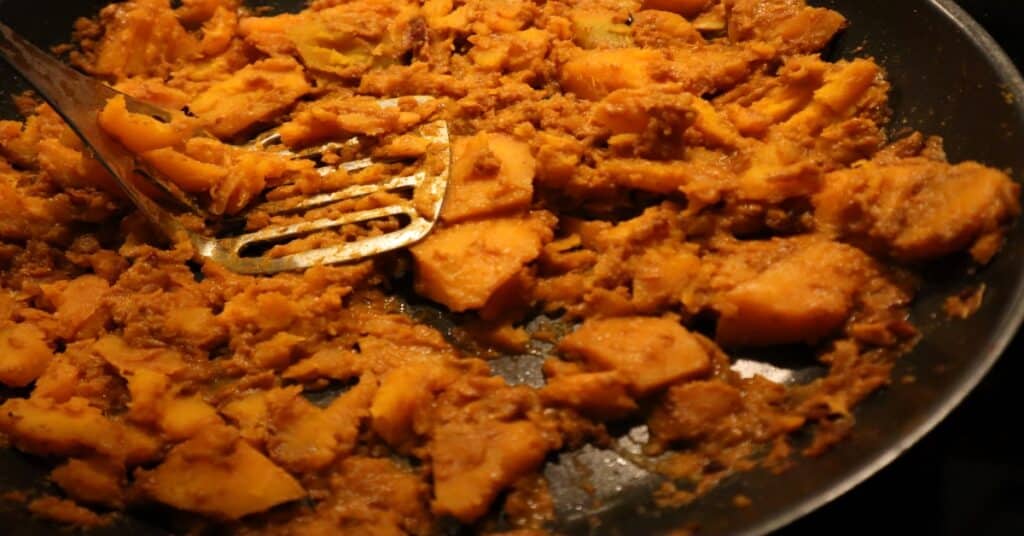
[[1, 0, 1023, 534]]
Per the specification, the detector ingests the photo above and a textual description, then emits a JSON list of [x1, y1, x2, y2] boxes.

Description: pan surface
[[1, 0, 1023, 534]]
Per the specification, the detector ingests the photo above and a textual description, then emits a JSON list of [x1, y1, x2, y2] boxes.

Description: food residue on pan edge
[[0, 0, 1019, 532]]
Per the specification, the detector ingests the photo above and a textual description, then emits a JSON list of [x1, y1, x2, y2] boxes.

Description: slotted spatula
[[0, 22, 451, 275]]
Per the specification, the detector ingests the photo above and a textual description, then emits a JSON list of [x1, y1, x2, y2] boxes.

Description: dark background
[[785, 3, 1024, 534]]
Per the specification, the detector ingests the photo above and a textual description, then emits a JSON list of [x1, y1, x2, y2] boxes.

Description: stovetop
[[784, 2, 1024, 534]]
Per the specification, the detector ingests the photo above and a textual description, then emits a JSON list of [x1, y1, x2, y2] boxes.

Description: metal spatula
[[0, 22, 451, 275]]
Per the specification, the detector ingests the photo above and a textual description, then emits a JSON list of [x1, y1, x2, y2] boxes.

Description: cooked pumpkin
[[0, 0, 1018, 532]]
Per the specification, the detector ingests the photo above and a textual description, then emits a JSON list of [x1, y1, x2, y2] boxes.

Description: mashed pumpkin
[[0, 0, 1019, 532]]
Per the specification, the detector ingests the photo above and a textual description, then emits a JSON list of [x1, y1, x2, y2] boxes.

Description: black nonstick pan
[[2, 1, 1023, 534]]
